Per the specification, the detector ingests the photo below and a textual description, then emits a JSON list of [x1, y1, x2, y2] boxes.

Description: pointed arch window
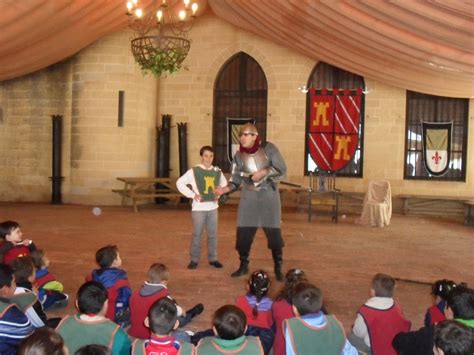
[[212, 52, 268, 172], [304, 62, 365, 177]]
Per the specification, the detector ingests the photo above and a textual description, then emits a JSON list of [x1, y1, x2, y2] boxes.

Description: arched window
[[305, 62, 365, 177], [213, 52, 268, 172]]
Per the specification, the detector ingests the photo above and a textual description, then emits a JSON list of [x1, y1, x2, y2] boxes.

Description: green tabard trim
[[10, 291, 37, 313]]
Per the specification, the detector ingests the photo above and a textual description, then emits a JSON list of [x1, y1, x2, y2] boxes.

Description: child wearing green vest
[[131, 297, 195, 355], [284, 282, 357, 355], [56, 281, 131, 355], [196, 304, 264, 354], [176, 145, 228, 270]]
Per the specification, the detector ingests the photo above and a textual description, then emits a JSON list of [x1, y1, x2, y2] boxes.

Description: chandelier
[[126, 0, 199, 76]]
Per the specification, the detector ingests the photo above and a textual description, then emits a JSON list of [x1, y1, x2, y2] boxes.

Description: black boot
[[272, 249, 284, 281], [231, 252, 249, 277]]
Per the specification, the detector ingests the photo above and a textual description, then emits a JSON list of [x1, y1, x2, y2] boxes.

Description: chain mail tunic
[[230, 142, 287, 228]]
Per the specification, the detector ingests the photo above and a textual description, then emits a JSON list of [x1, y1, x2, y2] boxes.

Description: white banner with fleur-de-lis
[[422, 121, 452, 176]]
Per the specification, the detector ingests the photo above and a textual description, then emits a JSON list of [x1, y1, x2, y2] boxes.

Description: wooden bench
[[113, 177, 183, 212], [399, 194, 474, 224]]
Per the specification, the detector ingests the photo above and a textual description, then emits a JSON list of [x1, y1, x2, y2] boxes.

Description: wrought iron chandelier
[[126, 0, 198, 76]]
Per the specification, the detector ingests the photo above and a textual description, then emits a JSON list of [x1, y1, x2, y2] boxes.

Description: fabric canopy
[[1, 0, 473, 98]]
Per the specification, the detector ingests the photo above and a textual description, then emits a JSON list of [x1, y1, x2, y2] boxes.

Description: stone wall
[[0, 11, 472, 205]]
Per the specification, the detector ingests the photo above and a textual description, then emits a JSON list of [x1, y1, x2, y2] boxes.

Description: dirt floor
[[0, 202, 472, 334]]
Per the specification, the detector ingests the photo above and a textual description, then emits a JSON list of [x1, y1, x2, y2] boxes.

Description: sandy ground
[[0, 202, 472, 334]]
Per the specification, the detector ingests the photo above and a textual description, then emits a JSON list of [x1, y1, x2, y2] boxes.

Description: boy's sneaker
[[187, 261, 198, 269], [187, 303, 204, 319], [209, 260, 223, 268]]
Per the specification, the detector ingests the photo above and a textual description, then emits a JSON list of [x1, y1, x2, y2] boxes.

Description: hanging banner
[[422, 121, 452, 176], [226, 118, 255, 163], [308, 89, 362, 172]]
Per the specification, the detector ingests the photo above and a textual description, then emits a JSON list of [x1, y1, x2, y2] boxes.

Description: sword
[[280, 181, 311, 191]]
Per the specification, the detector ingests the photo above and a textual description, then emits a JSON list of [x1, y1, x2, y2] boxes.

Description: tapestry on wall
[[226, 118, 255, 163], [307, 88, 362, 172], [421, 121, 452, 176]]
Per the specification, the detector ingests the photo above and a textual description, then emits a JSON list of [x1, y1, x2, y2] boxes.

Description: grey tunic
[[230, 142, 287, 228]]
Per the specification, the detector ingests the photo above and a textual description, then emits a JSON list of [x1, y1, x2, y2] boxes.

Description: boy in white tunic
[[176, 145, 227, 270]]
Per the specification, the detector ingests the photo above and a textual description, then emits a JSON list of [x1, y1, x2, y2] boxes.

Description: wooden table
[[113, 177, 183, 212]]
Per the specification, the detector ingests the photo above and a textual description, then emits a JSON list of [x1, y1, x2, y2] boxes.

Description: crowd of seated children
[[272, 268, 308, 355], [425, 279, 457, 327], [348, 273, 411, 355], [17, 327, 67, 355], [131, 297, 196, 355], [433, 319, 474, 355], [56, 280, 131, 354], [128, 262, 204, 341], [11, 256, 61, 328], [393, 283, 474, 355], [284, 282, 358, 355], [0, 221, 36, 264], [30, 249, 68, 311], [196, 304, 264, 354], [86, 245, 132, 328], [0, 263, 34, 355], [235, 270, 275, 354]]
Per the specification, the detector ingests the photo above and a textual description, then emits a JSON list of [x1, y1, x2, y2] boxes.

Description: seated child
[[86, 245, 131, 327], [0, 221, 37, 264], [284, 282, 357, 355], [425, 279, 457, 327], [196, 305, 264, 354], [433, 320, 474, 355], [11, 256, 61, 328], [129, 262, 204, 339], [0, 263, 34, 355], [272, 268, 308, 355], [132, 297, 196, 355], [30, 249, 68, 311], [75, 344, 112, 355], [235, 270, 274, 354], [349, 273, 411, 355], [56, 281, 131, 355], [392, 284, 473, 355], [18, 327, 67, 355]]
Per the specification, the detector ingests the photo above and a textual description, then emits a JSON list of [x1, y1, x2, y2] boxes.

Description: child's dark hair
[[0, 220, 20, 239], [0, 263, 14, 288], [199, 145, 213, 156], [432, 279, 457, 300], [248, 270, 270, 317], [30, 250, 46, 269], [148, 297, 178, 335], [275, 268, 308, 302], [95, 245, 119, 268], [147, 263, 170, 284], [18, 327, 66, 355], [213, 305, 247, 340], [447, 285, 474, 319], [434, 320, 474, 355], [75, 344, 112, 355], [11, 256, 35, 284], [372, 273, 395, 298], [77, 281, 108, 315], [292, 282, 323, 316]]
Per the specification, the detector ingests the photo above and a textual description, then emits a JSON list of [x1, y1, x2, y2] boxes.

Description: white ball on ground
[[342, 214, 347, 219], [92, 207, 102, 216]]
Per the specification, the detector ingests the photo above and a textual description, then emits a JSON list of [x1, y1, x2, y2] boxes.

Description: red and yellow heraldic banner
[[308, 88, 362, 172]]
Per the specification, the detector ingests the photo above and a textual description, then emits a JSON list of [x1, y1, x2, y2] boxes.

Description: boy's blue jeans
[[190, 209, 218, 263]]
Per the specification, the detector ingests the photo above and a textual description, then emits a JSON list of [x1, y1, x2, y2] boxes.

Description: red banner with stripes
[[308, 89, 362, 172]]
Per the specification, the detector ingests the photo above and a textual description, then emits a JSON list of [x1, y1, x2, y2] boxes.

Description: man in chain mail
[[216, 123, 287, 281]]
